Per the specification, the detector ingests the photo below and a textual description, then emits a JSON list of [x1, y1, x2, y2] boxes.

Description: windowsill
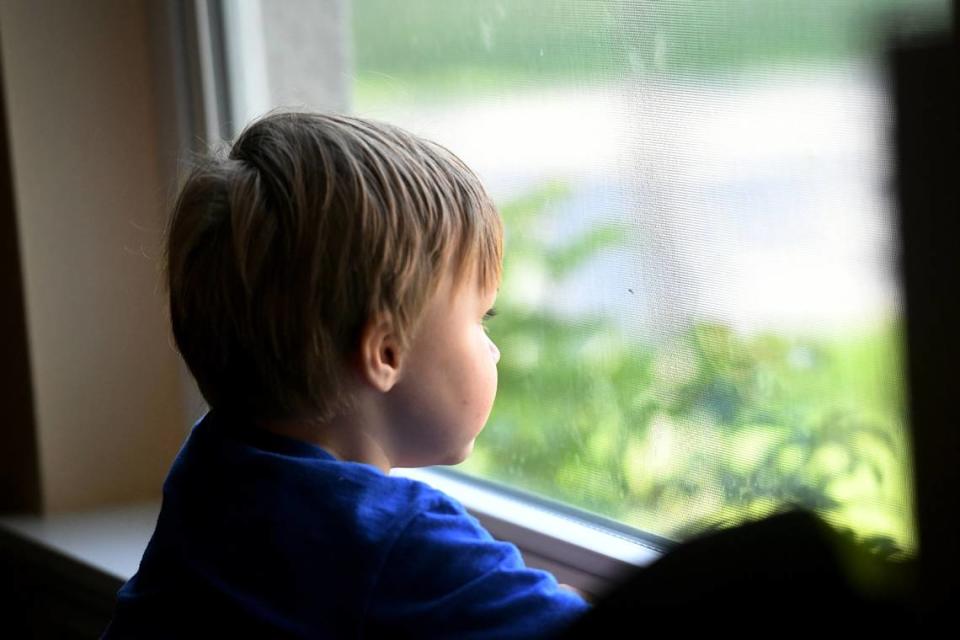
[[0, 473, 663, 599], [0, 501, 161, 584]]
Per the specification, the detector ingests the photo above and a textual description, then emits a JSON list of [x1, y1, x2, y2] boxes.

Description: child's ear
[[356, 315, 403, 393]]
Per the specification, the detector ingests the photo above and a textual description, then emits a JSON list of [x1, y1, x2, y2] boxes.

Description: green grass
[[352, 0, 950, 103]]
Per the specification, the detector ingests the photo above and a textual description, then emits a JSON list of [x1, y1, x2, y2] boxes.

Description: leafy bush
[[460, 182, 914, 556]]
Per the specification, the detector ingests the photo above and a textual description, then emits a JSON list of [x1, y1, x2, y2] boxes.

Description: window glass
[[242, 0, 952, 554]]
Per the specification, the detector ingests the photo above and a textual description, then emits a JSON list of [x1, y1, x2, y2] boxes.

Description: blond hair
[[164, 111, 502, 422]]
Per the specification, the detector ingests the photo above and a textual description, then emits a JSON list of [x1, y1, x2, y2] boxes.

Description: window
[[218, 0, 952, 563]]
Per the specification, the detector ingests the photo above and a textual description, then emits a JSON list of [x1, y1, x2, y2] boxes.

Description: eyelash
[[484, 307, 497, 320]]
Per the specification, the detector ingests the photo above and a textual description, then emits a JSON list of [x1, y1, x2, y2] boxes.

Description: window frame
[[198, 0, 959, 599], [394, 468, 665, 596]]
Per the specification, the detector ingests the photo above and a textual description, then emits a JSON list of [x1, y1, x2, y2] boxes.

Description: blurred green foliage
[[459, 182, 915, 556]]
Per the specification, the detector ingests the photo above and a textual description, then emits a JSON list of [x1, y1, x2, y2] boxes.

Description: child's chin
[[442, 440, 475, 466]]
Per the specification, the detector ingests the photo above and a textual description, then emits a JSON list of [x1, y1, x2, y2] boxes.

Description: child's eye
[[482, 307, 497, 331]]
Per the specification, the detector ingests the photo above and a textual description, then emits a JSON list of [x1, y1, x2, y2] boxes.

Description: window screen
[[227, 0, 952, 555]]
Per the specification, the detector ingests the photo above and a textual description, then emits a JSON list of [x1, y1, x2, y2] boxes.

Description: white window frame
[[395, 468, 663, 596]]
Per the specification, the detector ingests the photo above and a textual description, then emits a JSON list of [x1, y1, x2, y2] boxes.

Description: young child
[[102, 111, 591, 638]]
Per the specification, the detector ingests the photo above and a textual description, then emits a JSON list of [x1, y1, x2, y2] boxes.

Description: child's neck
[[256, 411, 393, 473]]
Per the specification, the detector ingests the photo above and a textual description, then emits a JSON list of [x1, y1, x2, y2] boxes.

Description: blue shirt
[[102, 410, 590, 639]]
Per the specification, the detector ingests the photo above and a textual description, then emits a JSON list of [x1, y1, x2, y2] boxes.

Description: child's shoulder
[[343, 468, 470, 533]]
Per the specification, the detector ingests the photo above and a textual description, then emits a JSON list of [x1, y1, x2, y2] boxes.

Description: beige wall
[[0, 0, 187, 513]]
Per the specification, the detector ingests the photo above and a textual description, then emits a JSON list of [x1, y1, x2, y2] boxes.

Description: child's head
[[164, 112, 503, 438]]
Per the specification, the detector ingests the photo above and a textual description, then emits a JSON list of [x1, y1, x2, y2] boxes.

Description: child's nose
[[488, 338, 500, 364]]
